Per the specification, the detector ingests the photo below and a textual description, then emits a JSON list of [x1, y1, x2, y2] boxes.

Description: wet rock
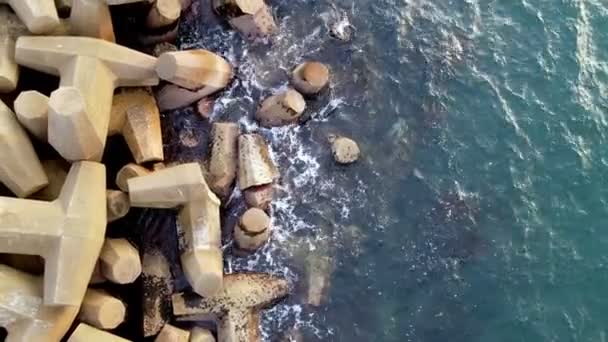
[[238, 133, 279, 190], [255, 89, 306, 127], [243, 183, 273, 210], [207, 122, 239, 200], [291, 62, 330, 96], [329, 135, 360, 164], [235, 208, 271, 252], [172, 273, 289, 342], [212, 0, 276, 39]]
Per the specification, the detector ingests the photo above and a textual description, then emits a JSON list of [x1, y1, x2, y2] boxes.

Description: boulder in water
[[329, 135, 360, 164]]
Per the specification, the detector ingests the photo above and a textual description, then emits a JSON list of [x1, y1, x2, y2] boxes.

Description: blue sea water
[[175, 0, 608, 341]]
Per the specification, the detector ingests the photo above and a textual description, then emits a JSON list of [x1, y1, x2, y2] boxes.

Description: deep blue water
[[173, 0, 608, 341]]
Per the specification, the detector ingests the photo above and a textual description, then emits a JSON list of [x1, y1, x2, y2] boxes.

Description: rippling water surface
[[170, 0, 608, 341]]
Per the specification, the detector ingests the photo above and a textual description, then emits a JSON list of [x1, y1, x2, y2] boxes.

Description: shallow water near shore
[[171, 0, 608, 341]]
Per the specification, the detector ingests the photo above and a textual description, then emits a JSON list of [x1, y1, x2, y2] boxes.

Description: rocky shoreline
[[0, 0, 360, 341]]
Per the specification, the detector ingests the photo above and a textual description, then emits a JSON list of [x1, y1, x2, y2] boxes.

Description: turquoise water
[[172, 0, 608, 341]]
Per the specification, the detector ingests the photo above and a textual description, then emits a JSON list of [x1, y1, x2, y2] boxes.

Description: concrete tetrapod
[[255, 89, 306, 127], [13, 88, 164, 164], [116, 163, 151, 192], [67, 323, 132, 342], [238, 133, 279, 190], [78, 288, 126, 330], [234, 208, 271, 252], [15, 36, 159, 161], [0, 8, 20, 93], [70, 0, 115, 41], [30, 159, 69, 201], [172, 273, 289, 342], [0, 0, 60, 34], [0, 265, 78, 342], [0, 161, 106, 306], [212, 0, 276, 39], [109, 88, 164, 164], [106, 190, 131, 222], [0, 99, 48, 198], [155, 324, 190, 342], [14, 91, 50, 141], [128, 163, 224, 297], [207, 122, 239, 200], [156, 50, 233, 91], [147, 0, 181, 29], [0, 7, 69, 93], [291, 61, 330, 96], [99, 238, 142, 285]]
